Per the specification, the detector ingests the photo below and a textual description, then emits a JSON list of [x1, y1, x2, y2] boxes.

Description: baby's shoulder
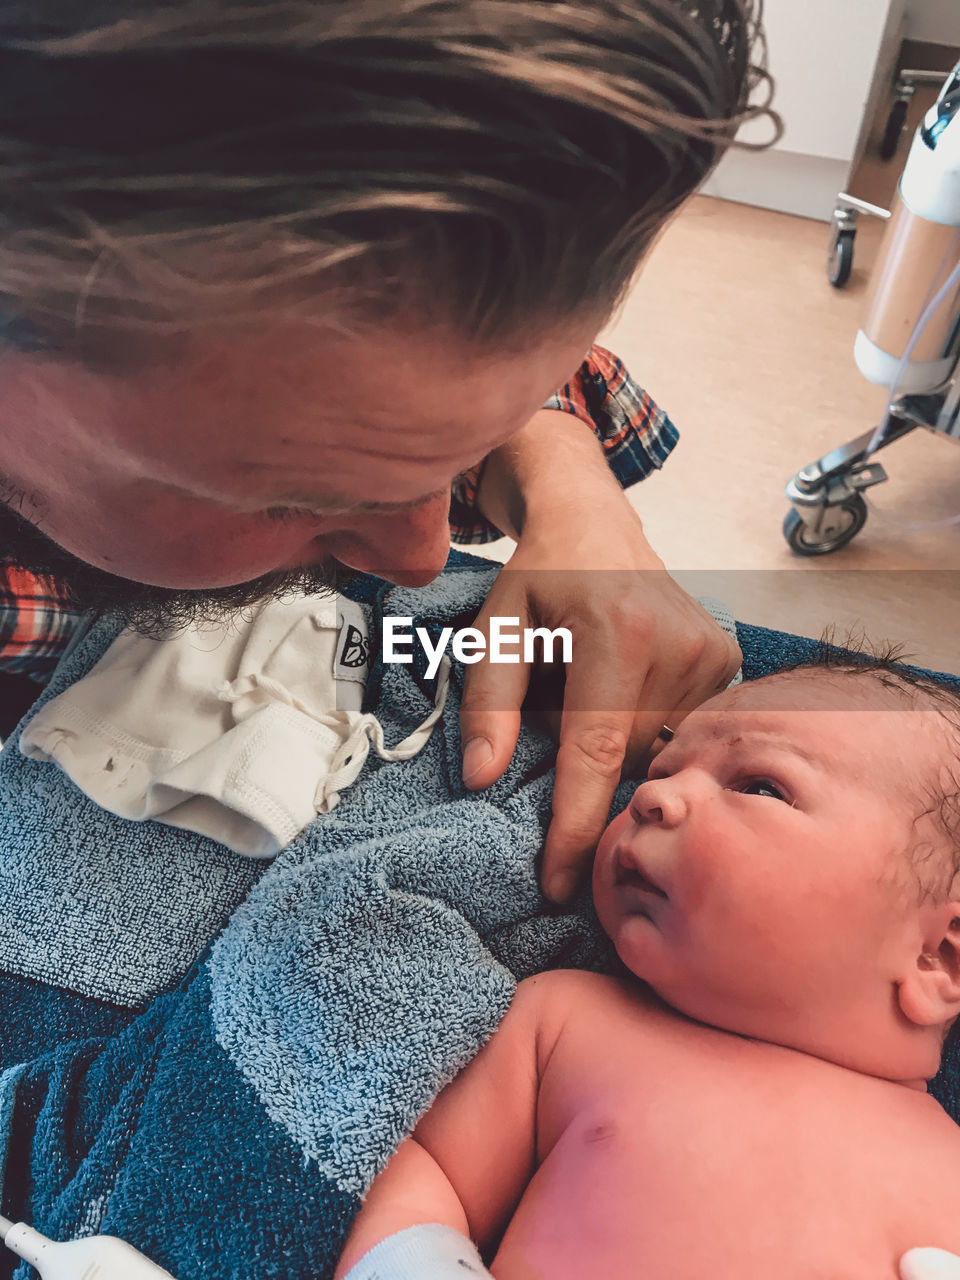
[[516, 968, 639, 1010], [514, 969, 664, 1044]]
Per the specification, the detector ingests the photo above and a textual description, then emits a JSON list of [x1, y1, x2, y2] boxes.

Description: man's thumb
[[459, 653, 528, 790], [460, 710, 521, 790]]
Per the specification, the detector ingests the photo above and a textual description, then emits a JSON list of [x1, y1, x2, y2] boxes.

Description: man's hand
[[461, 410, 740, 904], [901, 1249, 960, 1279]]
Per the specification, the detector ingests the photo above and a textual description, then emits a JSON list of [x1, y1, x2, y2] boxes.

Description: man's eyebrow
[[268, 490, 443, 516], [154, 478, 443, 518]]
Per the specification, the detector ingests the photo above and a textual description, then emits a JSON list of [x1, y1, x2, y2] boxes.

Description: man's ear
[[898, 907, 960, 1028]]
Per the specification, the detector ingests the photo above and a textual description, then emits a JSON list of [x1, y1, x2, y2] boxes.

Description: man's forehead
[[150, 315, 570, 396], [110, 325, 525, 433], [35, 316, 591, 486]]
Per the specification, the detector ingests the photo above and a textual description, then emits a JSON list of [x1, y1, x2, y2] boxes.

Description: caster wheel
[[783, 496, 868, 556], [827, 227, 855, 288], [879, 97, 909, 161]]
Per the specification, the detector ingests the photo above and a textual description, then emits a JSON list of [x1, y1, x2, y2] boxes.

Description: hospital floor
[[471, 191, 960, 678]]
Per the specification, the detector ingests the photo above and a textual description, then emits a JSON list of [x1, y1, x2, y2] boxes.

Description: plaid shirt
[[450, 343, 677, 543], [0, 567, 84, 682], [0, 344, 677, 682]]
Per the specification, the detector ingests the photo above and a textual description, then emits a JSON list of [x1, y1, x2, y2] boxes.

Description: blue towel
[[0, 550, 957, 1280]]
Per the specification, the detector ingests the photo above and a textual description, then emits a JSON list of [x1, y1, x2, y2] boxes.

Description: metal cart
[[784, 62, 960, 556], [825, 69, 947, 289], [783, 383, 960, 556]]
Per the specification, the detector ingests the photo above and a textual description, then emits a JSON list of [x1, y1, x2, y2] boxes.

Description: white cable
[[0, 1216, 176, 1279]]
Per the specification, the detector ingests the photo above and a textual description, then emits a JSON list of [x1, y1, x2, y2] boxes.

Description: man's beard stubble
[[0, 499, 352, 636]]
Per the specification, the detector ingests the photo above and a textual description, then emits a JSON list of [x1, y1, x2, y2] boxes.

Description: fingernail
[[462, 737, 494, 784], [545, 871, 578, 904]]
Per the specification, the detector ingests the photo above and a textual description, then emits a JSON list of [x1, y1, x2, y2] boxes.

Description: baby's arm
[[334, 1138, 475, 1277], [335, 975, 558, 1278]]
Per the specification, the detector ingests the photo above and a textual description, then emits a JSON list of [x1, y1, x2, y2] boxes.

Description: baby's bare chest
[[495, 1003, 960, 1279]]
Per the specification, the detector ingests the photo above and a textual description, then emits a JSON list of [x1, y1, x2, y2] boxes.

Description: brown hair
[[0, 0, 777, 366]]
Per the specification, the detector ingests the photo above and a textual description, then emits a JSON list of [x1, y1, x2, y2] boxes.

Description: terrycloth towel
[[20, 594, 449, 858], [0, 552, 958, 1280]]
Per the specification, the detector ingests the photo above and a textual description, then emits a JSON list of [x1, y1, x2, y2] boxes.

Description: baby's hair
[[782, 634, 960, 720], [776, 635, 960, 903]]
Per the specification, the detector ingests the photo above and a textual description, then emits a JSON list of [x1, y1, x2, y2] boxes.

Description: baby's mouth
[[614, 847, 667, 899]]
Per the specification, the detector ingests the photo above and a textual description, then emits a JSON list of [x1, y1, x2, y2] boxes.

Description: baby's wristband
[[343, 1223, 492, 1279]]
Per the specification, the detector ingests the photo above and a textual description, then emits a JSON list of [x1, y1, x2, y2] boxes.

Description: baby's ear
[[898, 906, 960, 1028]]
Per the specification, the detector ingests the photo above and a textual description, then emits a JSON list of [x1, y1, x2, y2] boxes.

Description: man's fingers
[[625, 686, 707, 773], [542, 711, 633, 903], [624, 624, 740, 771], [540, 623, 658, 901], [460, 655, 530, 790], [544, 696, 680, 899]]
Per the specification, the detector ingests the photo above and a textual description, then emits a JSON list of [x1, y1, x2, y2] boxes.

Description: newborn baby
[[337, 659, 960, 1280]]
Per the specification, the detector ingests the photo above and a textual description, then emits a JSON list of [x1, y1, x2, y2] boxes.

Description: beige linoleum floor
[[470, 163, 960, 677]]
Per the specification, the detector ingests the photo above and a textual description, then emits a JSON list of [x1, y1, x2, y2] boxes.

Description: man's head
[[0, 320, 595, 628], [0, 0, 774, 626], [592, 658, 960, 1081]]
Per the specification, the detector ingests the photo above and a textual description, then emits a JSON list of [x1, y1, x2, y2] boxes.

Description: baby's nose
[[630, 782, 662, 822], [629, 778, 684, 827]]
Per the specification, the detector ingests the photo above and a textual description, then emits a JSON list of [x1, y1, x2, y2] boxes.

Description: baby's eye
[[738, 778, 787, 802]]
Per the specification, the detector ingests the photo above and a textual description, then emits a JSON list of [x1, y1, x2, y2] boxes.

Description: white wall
[[702, 0, 905, 220], [743, 0, 901, 161], [905, 0, 960, 46]]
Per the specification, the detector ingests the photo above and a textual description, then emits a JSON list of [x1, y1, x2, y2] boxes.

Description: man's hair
[[779, 643, 960, 904], [0, 0, 776, 367]]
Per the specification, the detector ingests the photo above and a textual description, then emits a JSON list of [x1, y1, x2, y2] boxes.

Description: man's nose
[[630, 777, 687, 828], [326, 493, 452, 587]]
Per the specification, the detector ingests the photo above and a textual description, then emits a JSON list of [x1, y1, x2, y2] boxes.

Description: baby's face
[[592, 673, 949, 1057]]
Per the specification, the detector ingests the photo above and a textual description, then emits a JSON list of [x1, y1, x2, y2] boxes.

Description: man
[[0, 0, 764, 900]]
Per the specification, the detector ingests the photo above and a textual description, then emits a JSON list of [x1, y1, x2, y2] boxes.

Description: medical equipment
[[825, 192, 890, 290], [881, 68, 956, 162], [784, 60, 960, 555], [826, 64, 957, 289], [0, 1214, 175, 1278]]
